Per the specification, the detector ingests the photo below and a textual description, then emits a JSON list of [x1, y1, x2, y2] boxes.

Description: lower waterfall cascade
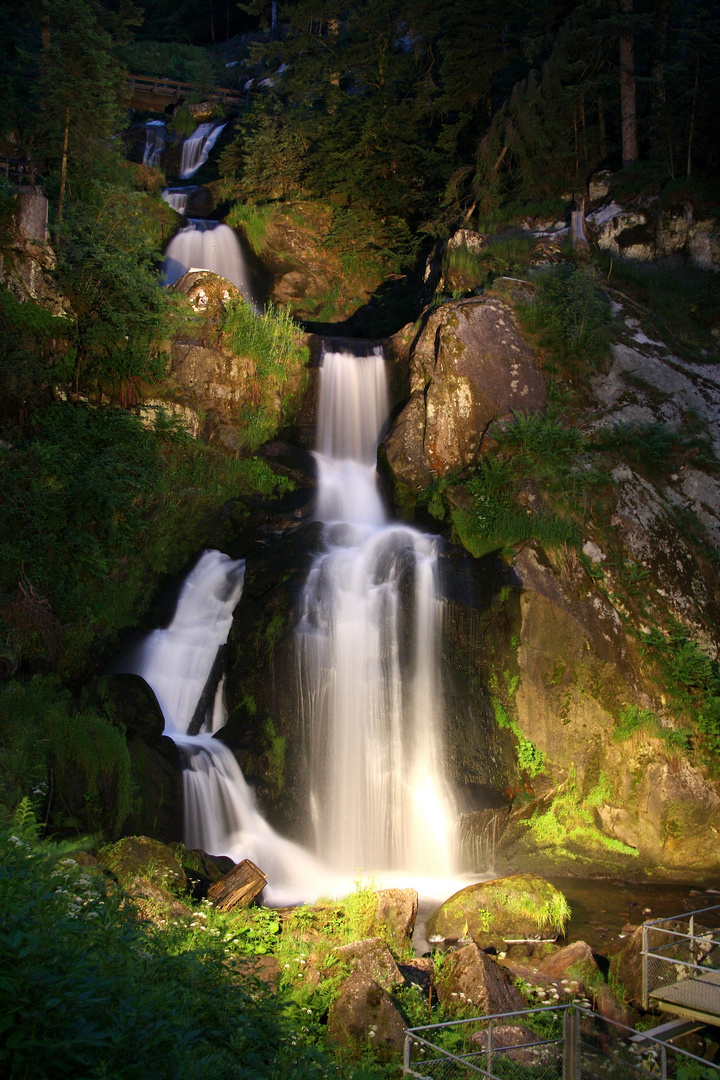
[[125, 345, 466, 903], [296, 346, 458, 876], [128, 550, 332, 905]]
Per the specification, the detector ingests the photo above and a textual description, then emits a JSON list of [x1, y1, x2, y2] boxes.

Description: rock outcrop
[[426, 874, 570, 946], [381, 297, 546, 495], [326, 972, 407, 1061], [435, 944, 525, 1016], [0, 187, 69, 315]]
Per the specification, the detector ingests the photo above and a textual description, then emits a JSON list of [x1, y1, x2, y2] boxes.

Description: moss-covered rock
[[427, 873, 570, 946], [97, 835, 187, 894]]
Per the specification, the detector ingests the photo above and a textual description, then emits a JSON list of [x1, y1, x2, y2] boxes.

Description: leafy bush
[[0, 676, 134, 833], [0, 289, 73, 412], [226, 202, 274, 254], [0, 403, 293, 675], [0, 824, 373, 1080], [442, 231, 535, 292], [223, 298, 309, 451], [519, 262, 613, 370], [598, 254, 720, 359]]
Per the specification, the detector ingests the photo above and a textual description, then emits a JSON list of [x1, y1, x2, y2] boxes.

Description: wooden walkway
[[127, 74, 242, 111]]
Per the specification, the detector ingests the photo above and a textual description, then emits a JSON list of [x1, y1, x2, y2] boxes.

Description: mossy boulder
[[97, 835, 187, 894], [426, 873, 570, 946]]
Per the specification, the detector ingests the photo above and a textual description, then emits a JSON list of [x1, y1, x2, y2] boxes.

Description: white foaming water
[[180, 122, 226, 178], [143, 120, 166, 168], [296, 346, 458, 877], [130, 550, 344, 905], [161, 188, 191, 215], [162, 220, 254, 300]]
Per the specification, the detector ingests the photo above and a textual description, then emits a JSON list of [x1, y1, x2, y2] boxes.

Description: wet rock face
[[382, 297, 546, 493]]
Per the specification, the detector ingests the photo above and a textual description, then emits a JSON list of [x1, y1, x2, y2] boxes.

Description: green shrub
[[226, 203, 274, 254], [519, 262, 613, 369], [0, 676, 133, 833], [597, 253, 720, 358], [0, 825, 372, 1079], [0, 402, 293, 675], [442, 231, 535, 292]]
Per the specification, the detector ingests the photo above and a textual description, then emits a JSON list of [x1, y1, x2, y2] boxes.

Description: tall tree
[[619, 0, 639, 163]]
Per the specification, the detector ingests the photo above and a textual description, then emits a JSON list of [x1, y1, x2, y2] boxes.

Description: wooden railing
[[127, 73, 242, 107], [0, 156, 38, 185]]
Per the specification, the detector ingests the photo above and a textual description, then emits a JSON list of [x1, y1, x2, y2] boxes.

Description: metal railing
[[642, 905, 720, 1016], [404, 1004, 720, 1080]]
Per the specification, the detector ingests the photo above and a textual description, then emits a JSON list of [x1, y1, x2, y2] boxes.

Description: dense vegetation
[[1, 0, 719, 1073]]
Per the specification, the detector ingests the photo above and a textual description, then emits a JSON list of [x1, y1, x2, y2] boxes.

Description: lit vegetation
[[523, 776, 640, 859], [0, 818, 393, 1080], [222, 298, 310, 451]]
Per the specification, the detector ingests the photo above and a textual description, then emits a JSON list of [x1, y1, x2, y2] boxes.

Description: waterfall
[[162, 219, 254, 300], [161, 188, 191, 215], [142, 120, 166, 168], [179, 122, 226, 179], [295, 346, 457, 876], [128, 550, 331, 905]]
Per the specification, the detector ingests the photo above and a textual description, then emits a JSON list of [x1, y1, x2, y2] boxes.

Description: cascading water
[[162, 219, 254, 300], [142, 120, 166, 168], [161, 188, 191, 215], [295, 346, 458, 877], [128, 550, 330, 904], [180, 122, 226, 179]]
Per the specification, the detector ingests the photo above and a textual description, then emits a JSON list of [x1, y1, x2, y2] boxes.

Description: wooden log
[[207, 859, 267, 911]]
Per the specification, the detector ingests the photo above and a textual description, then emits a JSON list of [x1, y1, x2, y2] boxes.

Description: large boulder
[[427, 874, 570, 947], [435, 944, 525, 1016], [326, 972, 407, 1062], [374, 888, 418, 944], [97, 835, 187, 894], [333, 938, 404, 992], [381, 297, 546, 494]]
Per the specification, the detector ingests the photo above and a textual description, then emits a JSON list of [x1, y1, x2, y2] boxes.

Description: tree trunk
[[686, 52, 700, 178], [207, 859, 267, 911], [57, 107, 70, 227], [648, 0, 670, 162], [619, 0, 639, 165]]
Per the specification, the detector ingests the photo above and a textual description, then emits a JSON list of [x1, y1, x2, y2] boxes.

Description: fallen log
[[207, 859, 267, 911]]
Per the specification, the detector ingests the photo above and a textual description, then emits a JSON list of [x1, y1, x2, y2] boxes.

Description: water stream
[[179, 122, 226, 179], [162, 219, 254, 298], [125, 345, 464, 904], [128, 550, 330, 905], [296, 346, 458, 876], [142, 120, 166, 168]]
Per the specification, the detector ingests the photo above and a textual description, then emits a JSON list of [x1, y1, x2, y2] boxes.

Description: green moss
[[523, 777, 639, 860], [491, 696, 545, 778], [427, 873, 571, 940]]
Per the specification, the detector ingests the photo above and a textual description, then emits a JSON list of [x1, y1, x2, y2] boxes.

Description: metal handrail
[[403, 1003, 720, 1079]]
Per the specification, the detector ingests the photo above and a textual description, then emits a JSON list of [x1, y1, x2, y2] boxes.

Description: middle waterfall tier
[[296, 347, 458, 876], [162, 219, 254, 301]]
